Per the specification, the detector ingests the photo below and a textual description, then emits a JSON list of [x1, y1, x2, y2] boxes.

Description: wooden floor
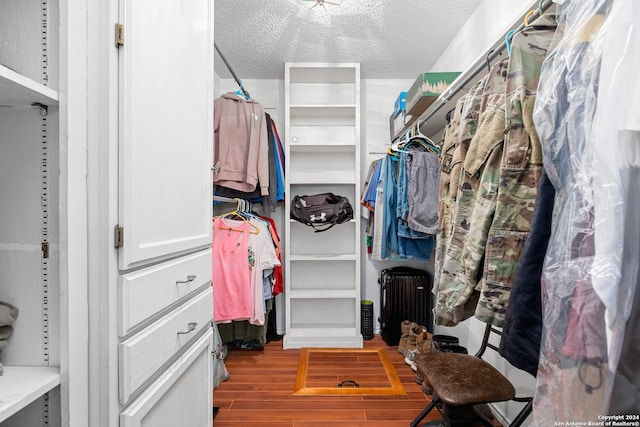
[[213, 335, 441, 426]]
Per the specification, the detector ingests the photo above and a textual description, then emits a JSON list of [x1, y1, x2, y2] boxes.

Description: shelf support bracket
[[31, 102, 49, 116]]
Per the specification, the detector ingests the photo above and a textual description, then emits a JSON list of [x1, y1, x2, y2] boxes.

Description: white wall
[[430, 0, 543, 73]]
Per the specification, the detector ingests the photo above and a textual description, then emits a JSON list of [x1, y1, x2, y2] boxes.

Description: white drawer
[[119, 287, 213, 404], [118, 249, 211, 337], [120, 330, 213, 427]]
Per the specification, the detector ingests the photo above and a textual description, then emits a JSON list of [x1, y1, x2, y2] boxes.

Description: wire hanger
[[214, 198, 260, 234], [505, 29, 517, 56], [445, 108, 456, 124], [235, 80, 251, 100], [410, 120, 440, 154], [485, 49, 495, 73], [524, 9, 536, 26]]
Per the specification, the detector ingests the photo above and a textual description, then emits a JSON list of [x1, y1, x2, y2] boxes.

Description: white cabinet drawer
[[118, 249, 211, 337], [120, 330, 213, 427], [119, 287, 212, 404]]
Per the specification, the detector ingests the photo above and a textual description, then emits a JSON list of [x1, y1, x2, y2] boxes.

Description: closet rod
[[214, 43, 251, 100], [418, 0, 554, 132], [213, 195, 236, 204]]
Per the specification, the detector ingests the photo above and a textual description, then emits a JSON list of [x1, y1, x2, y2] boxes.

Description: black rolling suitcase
[[378, 267, 433, 346]]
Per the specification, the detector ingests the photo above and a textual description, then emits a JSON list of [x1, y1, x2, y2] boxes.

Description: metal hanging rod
[[214, 43, 251, 100], [418, 0, 554, 130]]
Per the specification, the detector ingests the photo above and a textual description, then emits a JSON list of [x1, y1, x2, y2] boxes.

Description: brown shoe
[[397, 320, 415, 356], [414, 331, 432, 384]]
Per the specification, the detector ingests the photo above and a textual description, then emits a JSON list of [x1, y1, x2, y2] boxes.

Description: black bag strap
[[308, 216, 340, 233]]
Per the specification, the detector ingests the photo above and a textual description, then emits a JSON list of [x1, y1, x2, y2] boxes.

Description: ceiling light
[[302, 0, 342, 10]]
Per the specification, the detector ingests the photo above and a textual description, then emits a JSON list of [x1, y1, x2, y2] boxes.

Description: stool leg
[[410, 401, 437, 427], [470, 405, 496, 427], [510, 400, 533, 427]]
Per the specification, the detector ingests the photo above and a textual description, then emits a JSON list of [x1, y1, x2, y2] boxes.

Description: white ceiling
[[214, 0, 481, 80]]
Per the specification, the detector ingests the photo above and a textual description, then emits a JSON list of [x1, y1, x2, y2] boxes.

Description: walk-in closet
[[1, 0, 637, 426]]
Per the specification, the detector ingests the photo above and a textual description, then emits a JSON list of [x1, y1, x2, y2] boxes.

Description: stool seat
[[414, 352, 516, 407]]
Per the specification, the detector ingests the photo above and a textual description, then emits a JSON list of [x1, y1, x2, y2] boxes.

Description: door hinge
[[115, 23, 124, 48], [114, 225, 124, 248], [41, 242, 49, 259]]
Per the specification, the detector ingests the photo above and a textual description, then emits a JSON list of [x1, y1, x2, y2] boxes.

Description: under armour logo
[[310, 212, 327, 223]]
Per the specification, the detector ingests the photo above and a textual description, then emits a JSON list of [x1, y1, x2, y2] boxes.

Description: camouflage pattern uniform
[[474, 15, 557, 326], [461, 59, 509, 304], [433, 76, 487, 325], [432, 97, 463, 323]]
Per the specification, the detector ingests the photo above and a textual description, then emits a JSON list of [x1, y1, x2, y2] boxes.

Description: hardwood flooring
[[213, 335, 441, 426]]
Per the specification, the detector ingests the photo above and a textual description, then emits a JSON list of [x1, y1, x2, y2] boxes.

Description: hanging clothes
[[432, 97, 464, 318], [269, 116, 286, 202], [475, 14, 557, 327], [246, 217, 281, 326], [379, 143, 436, 262], [214, 92, 269, 195], [212, 218, 252, 322], [264, 114, 278, 211], [592, 0, 640, 415], [433, 76, 487, 325], [406, 150, 440, 235], [213, 112, 286, 213], [361, 158, 383, 254], [212, 208, 281, 347], [458, 59, 510, 323], [499, 168, 554, 377], [532, 2, 611, 423], [259, 215, 284, 296]]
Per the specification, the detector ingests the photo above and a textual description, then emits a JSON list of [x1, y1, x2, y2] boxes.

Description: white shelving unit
[[283, 63, 362, 349], [1, 1, 215, 426], [0, 367, 60, 423], [0, 1, 62, 424], [0, 65, 59, 106]]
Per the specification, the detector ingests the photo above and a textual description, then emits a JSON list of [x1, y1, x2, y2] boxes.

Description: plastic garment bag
[[592, 0, 640, 415], [532, 0, 639, 422]]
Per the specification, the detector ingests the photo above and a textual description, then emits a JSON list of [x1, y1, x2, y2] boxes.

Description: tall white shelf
[[283, 63, 363, 349], [0, 1, 62, 424]]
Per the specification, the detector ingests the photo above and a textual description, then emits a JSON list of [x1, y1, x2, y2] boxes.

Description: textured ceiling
[[214, 0, 480, 80]]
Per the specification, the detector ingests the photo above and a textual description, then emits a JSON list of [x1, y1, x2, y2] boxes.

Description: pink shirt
[[212, 218, 252, 322]]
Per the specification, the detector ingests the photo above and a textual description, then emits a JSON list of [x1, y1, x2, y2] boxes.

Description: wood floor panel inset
[[294, 348, 405, 396], [213, 335, 446, 426]]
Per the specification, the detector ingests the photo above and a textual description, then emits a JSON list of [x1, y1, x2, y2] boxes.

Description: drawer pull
[[176, 275, 196, 284], [177, 322, 198, 335]]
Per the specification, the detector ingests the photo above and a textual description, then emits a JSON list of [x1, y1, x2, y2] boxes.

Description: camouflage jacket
[[474, 15, 557, 326], [433, 76, 487, 325]]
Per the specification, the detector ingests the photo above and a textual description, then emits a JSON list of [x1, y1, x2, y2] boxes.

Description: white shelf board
[[289, 171, 355, 183], [283, 332, 363, 349], [289, 254, 357, 262], [290, 144, 355, 153], [289, 65, 357, 84], [288, 177, 356, 185], [290, 105, 356, 118], [0, 65, 59, 106], [289, 289, 357, 299], [0, 366, 61, 422]]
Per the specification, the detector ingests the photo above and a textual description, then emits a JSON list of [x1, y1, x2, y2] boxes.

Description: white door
[[118, 0, 214, 270]]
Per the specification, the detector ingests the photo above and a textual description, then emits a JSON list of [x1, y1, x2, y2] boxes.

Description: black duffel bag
[[290, 192, 354, 232]]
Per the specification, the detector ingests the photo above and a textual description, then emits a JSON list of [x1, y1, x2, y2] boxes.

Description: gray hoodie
[[213, 93, 269, 195]]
